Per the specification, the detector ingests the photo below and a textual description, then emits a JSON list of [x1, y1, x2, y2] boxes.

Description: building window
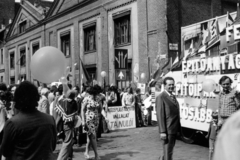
[[20, 74, 26, 81], [84, 25, 96, 53], [114, 13, 131, 46], [60, 32, 71, 57], [0, 49, 3, 64], [86, 67, 96, 82], [32, 42, 39, 55], [10, 77, 15, 84], [10, 52, 15, 69], [20, 48, 26, 67], [0, 76, 3, 82], [19, 20, 27, 34]]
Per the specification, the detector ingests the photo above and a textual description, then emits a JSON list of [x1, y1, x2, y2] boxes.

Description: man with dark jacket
[[156, 77, 180, 160]]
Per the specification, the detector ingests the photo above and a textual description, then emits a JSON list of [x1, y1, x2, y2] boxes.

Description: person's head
[[86, 86, 98, 96], [73, 86, 80, 94], [82, 84, 87, 93], [94, 84, 102, 94], [136, 88, 141, 94], [67, 83, 72, 90], [163, 77, 175, 94], [57, 84, 63, 96], [50, 85, 57, 93], [8, 84, 18, 95], [38, 86, 43, 94], [0, 83, 7, 93], [145, 92, 150, 97], [66, 90, 76, 100], [127, 87, 133, 94], [219, 76, 232, 92], [212, 111, 218, 123], [41, 88, 50, 97], [14, 81, 40, 112]]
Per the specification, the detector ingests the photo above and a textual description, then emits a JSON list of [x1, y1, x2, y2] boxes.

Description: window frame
[[9, 52, 15, 69], [10, 76, 15, 85], [0, 49, 3, 64], [83, 23, 97, 54], [19, 20, 27, 34], [60, 31, 71, 57], [32, 42, 40, 55], [20, 48, 26, 67], [113, 12, 131, 47]]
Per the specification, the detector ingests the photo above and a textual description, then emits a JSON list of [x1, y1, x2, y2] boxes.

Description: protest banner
[[106, 106, 136, 131]]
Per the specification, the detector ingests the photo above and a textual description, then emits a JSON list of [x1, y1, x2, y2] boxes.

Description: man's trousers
[[160, 134, 176, 160]]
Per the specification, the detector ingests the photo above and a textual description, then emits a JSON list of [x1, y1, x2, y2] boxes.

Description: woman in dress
[[81, 86, 101, 160]]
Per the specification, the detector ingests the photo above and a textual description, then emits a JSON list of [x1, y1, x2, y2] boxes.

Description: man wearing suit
[[156, 77, 180, 160]]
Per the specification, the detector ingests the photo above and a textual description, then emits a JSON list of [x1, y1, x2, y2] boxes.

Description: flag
[[172, 52, 179, 68], [79, 57, 90, 84], [226, 11, 234, 27], [184, 39, 194, 60], [210, 17, 219, 39]]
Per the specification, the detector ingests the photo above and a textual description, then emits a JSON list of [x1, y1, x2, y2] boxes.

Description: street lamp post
[[101, 71, 106, 89]]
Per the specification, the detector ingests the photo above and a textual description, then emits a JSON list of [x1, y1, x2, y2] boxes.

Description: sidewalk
[[54, 125, 208, 160]]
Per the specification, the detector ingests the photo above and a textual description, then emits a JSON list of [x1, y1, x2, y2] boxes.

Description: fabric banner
[[106, 106, 136, 131]]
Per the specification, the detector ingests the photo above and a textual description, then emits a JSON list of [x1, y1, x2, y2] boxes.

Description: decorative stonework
[[107, 0, 137, 11], [79, 13, 100, 23]]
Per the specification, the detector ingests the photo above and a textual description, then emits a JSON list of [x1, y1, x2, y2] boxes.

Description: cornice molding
[[79, 13, 100, 23], [107, 0, 137, 12]]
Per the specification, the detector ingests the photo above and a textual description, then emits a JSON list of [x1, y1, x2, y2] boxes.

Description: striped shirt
[[219, 89, 240, 118]]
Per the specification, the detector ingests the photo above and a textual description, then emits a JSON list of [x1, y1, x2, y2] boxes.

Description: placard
[[106, 106, 136, 130]]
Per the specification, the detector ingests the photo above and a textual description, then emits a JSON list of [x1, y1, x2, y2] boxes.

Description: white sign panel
[[106, 106, 136, 131], [178, 98, 212, 132], [152, 95, 212, 132]]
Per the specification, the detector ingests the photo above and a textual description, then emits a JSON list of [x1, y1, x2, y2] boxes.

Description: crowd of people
[[0, 77, 154, 160]]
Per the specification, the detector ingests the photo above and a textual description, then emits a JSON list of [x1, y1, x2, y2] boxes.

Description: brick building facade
[[1, 0, 240, 87]]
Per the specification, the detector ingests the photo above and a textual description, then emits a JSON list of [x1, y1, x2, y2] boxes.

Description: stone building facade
[[2, 0, 240, 88]]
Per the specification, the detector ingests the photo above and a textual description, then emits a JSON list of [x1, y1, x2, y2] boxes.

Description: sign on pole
[[115, 49, 128, 69], [169, 43, 178, 51], [116, 70, 126, 81]]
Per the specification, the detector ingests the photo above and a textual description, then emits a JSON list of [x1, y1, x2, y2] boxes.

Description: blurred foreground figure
[[0, 81, 57, 160], [213, 109, 240, 160]]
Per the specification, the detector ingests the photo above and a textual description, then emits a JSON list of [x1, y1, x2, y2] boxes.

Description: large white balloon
[[30, 46, 66, 83], [202, 79, 216, 92]]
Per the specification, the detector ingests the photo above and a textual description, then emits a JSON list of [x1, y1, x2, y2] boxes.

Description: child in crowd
[[206, 110, 218, 160]]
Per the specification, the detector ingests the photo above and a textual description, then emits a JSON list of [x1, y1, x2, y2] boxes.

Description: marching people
[[38, 87, 50, 114], [156, 77, 180, 160], [135, 88, 144, 127], [206, 111, 219, 160], [94, 85, 104, 140], [218, 76, 240, 131], [0, 81, 57, 160], [106, 86, 118, 107], [0, 83, 12, 160], [143, 91, 153, 126], [81, 86, 101, 160], [122, 87, 135, 108], [72, 85, 84, 147], [52, 78, 78, 160]]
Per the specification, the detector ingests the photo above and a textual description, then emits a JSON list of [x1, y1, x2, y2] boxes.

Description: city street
[[54, 124, 209, 160]]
